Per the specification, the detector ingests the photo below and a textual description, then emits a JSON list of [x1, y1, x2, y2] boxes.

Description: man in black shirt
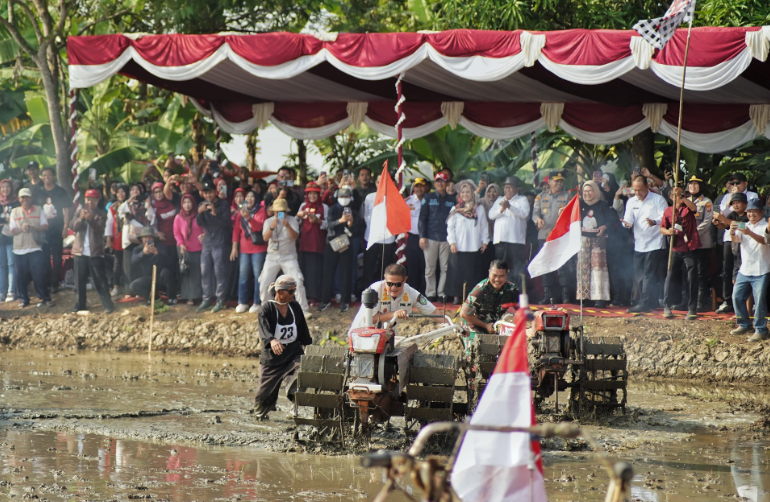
[[129, 227, 177, 303], [714, 192, 749, 313], [24, 161, 44, 206], [356, 167, 376, 201], [196, 180, 231, 312], [255, 275, 312, 420], [40, 167, 71, 293]]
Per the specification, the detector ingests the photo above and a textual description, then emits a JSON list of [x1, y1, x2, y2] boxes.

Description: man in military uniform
[[461, 260, 518, 334], [532, 171, 572, 303], [687, 176, 714, 311]]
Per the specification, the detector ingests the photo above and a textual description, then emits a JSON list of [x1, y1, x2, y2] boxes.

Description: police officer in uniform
[[687, 176, 714, 311], [532, 171, 572, 303]]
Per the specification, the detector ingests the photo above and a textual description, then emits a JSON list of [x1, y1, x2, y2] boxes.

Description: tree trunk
[[297, 139, 308, 186], [632, 130, 655, 174], [38, 48, 72, 194]]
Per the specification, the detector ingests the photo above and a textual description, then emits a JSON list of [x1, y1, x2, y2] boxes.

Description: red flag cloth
[[366, 165, 411, 249], [452, 304, 547, 502], [527, 193, 582, 278]]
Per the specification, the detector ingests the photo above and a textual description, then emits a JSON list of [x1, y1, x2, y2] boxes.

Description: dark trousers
[[495, 242, 526, 290], [406, 234, 426, 295], [75, 255, 114, 311], [722, 242, 740, 305], [201, 245, 227, 302], [363, 242, 395, 289], [633, 249, 666, 309], [42, 230, 63, 289], [694, 248, 712, 306], [129, 268, 176, 300], [111, 249, 125, 287], [538, 239, 574, 300], [15, 251, 50, 305], [322, 243, 352, 304], [254, 356, 301, 408], [663, 251, 697, 312]]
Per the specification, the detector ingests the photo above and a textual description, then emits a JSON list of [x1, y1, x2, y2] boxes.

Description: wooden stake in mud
[[148, 265, 157, 354], [667, 20, 694, 271]]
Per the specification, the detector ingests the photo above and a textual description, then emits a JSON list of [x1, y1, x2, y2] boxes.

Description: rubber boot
[[562, 287, 572, 305], [697, 290, 711, 313], [542, 287, 554, 305]]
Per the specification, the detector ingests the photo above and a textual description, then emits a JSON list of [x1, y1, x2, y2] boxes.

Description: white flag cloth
[[633, 0, 696, 50], [452, 304, 547, 502]]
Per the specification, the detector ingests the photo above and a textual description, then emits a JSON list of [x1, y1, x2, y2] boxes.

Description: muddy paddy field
[[2, 293, 770, 501]]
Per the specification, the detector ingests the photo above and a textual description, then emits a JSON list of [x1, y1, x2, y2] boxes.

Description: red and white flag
[[452, 303, 547, 502], [633, 0, 696, 50], [366, 163, 411, 250], [527, 193, 581, 278]]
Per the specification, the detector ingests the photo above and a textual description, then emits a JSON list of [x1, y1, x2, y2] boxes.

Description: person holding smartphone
[[258, 198, 310, 314], [713, 192, 750, 314], [196, 180, 232, 313], [660, 187, 701, 319]]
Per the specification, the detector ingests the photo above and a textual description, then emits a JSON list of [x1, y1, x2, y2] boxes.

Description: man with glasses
[[255, 275, 312, 420], [349, 263, 436, 335]]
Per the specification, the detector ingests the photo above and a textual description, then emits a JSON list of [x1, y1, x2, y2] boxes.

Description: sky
[[220, 125, 326, 175]]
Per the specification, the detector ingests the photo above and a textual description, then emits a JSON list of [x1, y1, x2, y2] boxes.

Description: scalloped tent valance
[[67, 27, 770, 153]]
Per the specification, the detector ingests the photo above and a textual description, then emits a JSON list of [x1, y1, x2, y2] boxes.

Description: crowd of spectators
[[2, 157, 770, 340]]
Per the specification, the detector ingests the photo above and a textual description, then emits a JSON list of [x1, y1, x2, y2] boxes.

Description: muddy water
[[3, 349, 770, 501]]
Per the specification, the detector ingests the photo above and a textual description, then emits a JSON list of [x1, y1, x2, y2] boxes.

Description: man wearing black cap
[[196, 179, 232, 312], [532, 171, 572, 303], [713, 191, 750, 313], [129, 226, 177, 304], [687, 176, 714, 311], [488, 176, 530, 290]]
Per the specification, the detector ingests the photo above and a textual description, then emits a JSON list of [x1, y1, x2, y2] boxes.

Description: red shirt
[[232, 206, 268, 254], [661, 205, 701, 252]]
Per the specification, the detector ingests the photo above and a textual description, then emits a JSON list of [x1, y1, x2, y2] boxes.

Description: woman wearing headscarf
[[231, 188, 246, 223], [173, 194, 204, 304], [446, 181, 489, 304], [254, 275, 312, 420], [105, 184, 128, 296], [577, 181, 618, 308], [0, 179, 19, 302], [478, 182, 500, 274], [231, 190, 268, 313], [297, 182, 327, 302], [151, 181, 179, 301]]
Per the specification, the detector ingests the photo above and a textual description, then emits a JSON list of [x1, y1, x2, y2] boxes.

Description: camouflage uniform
[[464, 278, 518, 332]]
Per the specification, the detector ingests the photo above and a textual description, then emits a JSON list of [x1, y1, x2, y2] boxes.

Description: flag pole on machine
[[667, 18, 694, 271]]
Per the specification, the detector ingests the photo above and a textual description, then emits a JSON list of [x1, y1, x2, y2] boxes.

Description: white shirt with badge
[[349, 280, 437, 335], [262, 214, 299, 257], [622, 191, 668, 252], [406, 194, 422, 236]]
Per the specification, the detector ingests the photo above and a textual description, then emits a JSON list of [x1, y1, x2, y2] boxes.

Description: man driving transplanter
[[349, 264, 437, 335], [461, 260, 518, 334]]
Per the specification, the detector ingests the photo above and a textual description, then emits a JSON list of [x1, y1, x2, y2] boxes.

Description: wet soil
[[3, 349, 770, 501]]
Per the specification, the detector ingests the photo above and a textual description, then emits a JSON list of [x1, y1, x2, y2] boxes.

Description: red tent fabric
[[68, 27, 770, 153]]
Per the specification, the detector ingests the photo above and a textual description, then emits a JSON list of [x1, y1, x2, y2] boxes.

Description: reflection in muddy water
[[3, 350, 770, 501]]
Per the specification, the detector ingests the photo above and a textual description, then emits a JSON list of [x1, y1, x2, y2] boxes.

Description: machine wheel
[[405, 352, 458, 430], [467, 334, 509, 415], [573, 336, 627, 416]]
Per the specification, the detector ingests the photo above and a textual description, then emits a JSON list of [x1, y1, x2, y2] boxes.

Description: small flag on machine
[[452, 300, 547, 502], [527, 194, 582, 279], [366, 161, 412, 249], [633, 0, 696, 50]]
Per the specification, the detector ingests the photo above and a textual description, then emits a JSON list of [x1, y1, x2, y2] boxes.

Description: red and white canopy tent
[[68, 27, 770, 154]]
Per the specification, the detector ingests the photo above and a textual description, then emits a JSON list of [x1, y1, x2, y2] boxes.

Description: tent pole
[[667, 20, 693, 271]]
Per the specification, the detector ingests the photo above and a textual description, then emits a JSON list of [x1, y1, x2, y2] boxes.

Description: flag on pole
[[452, 302, 547, 502], [633, 0, 696, 50], [527, 194, 582, 278], [366, 162, 412, 250]]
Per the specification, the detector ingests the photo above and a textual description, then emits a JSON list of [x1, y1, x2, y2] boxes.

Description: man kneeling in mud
[[254, 275, 312, 420]]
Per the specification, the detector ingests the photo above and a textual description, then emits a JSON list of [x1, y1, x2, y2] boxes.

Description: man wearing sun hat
[[405, 177, 429, 293], [532, 170, 573, 303], [70, 189, 114, 314], [418, 171, 456, 301]]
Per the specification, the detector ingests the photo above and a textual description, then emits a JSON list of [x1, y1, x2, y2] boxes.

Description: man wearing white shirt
[[622, 175, 668, 313], [405, 178, 427, 294], [715, 173, 758, 314], [489, 176, 530, 290], [729, 199, 770, 341], [362, 175, 396, 290]]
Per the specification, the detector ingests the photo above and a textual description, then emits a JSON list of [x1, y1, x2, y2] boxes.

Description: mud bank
[[587, 317, 770, 383]]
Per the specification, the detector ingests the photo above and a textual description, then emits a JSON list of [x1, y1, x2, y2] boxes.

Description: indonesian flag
[[452, 302, 547, 502], [527, 193, 581, 278], [633, 0, 696, 50], [366, 163, 411, 249]]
